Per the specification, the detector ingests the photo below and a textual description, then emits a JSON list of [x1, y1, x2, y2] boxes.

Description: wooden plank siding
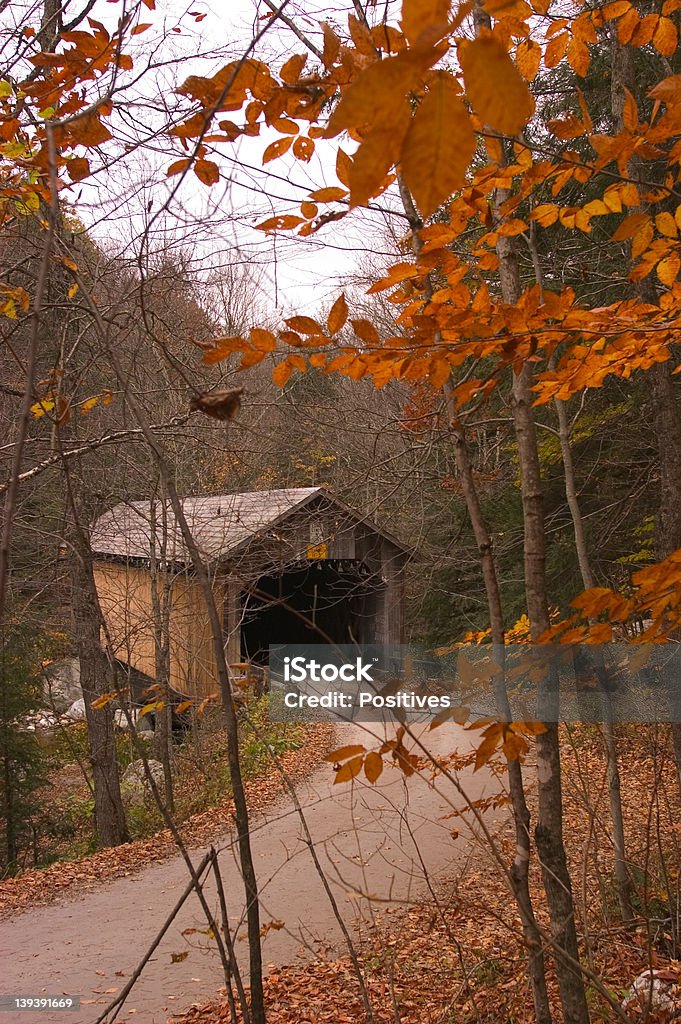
[[93, 561, 225, 697]]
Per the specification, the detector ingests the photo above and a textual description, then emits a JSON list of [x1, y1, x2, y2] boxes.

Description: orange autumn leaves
[[323, 16, 534, 215], [199, 294, 350, 386], [545, 549, 681, 644], [325, 718, 547, 788], [167, 1, 536, 218]]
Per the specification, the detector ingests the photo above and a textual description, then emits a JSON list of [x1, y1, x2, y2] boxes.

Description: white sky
[[74, 0, 407, 320]]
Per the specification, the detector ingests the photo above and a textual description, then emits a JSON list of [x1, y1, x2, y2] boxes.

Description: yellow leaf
[[336, 148, 351, 188], [309, 186, 347, 202], [31, 398, 55, 418], [321, 22, 341, 68], [288, 353, 307, 372], [176, 700, 192, 713], [401, 71, 474, 218], [401, 0, 451, 45], [351, 318, 381, 345], [473, 724, 503, 771], [272, 117, 299, 135], [566, 35, 590, 77], [328, 293, 348, 335], [611, 212, 650, 240], [334, 753, 365, 783], [516, 39, 541, 81], [632, 13, 659, 47], [649, 74, 681, 103], [280, 53, 306, 84], [167, 158, 190, 177], [325, 50, 435, 138], [293, 136, 314, 162], [513, 720, 547, 735], [653, 15, 677, 56], [349, 105, 411, 207], [324, 743, 366, 762], [364, 751, 383, 784], [263, 136, 292, 163], [656, 211, 678, 237], [584, 199, 610, 215], [201, 336, 247, 364], [619, 91, 638, 133], [460, 35, 535, 135], [249, 328, 276, 351], [657, 252, 680, 286], [619, 182, 640, 205], [617, 7, 640, 43], [370, 23, 406, 53], [80, 395, 100, 415], [68, 283, 79, 299], [68, 157, 91, 182], [272, 360, 294, 387], [285, 315, 323, 335], [240, 349, 265, 368], [194, 159, 220, 186], [91, 691, 117, 710], [256, 215, 304, 232], [348, 12, 376, 56], [139, 700, 164, 717], [603, 0, 631, 16], [545, 31, 568, 69], [532, 203, 559, 227]]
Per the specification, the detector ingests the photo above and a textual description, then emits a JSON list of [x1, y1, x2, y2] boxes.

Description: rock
[[623, 967, 681, 1021], [64, 697, 87, 722], [113, 708, 155, 733], [121, 758, 164, 807], [42, 658, 82, 713]]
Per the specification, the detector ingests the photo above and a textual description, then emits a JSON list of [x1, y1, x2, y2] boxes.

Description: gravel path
[[0, 723, 501, 1024]]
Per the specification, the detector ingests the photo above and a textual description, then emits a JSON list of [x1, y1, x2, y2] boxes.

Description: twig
[[0, 416, 191, 496], [211, 847, 251, 1024], [261, 0, 323, 62]]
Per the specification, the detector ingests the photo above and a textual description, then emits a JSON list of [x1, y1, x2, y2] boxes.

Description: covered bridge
[[91, 487, 409, 697]]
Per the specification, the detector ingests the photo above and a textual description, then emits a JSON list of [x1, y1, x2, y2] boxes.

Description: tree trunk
[[451, 418, 553, 1024], [397, 171, 553, 1024], [82, 314, 267, 1024], [149, 493, 174, 812], [70, 537, 128, 848], [498, 214, 591, 1022], [527, 230, 633, 924], [610, 29, 681, 795]]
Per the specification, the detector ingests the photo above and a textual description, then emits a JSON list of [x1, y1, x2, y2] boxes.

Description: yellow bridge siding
[[94, 561, 224, 698]]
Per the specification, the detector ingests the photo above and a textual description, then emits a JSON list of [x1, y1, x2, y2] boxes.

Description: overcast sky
[[73, 0, 406, 321]]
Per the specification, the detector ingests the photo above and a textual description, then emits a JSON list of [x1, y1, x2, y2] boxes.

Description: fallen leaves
[[0, 723, 335, 918], [174, 726, 681, 1024]]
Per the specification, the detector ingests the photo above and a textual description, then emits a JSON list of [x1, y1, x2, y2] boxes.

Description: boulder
[[64, 697, 87, 722], [113, 708, 155, 733], [42, 658, 82, 713], [623, 967, 681, 1021], [121, 758, 164, 807]]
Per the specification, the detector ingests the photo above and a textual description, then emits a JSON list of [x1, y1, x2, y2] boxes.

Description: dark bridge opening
[[241, 559, 380, 665]]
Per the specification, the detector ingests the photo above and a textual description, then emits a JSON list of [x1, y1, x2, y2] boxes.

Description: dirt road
[[0, 723, 503, 1024]]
